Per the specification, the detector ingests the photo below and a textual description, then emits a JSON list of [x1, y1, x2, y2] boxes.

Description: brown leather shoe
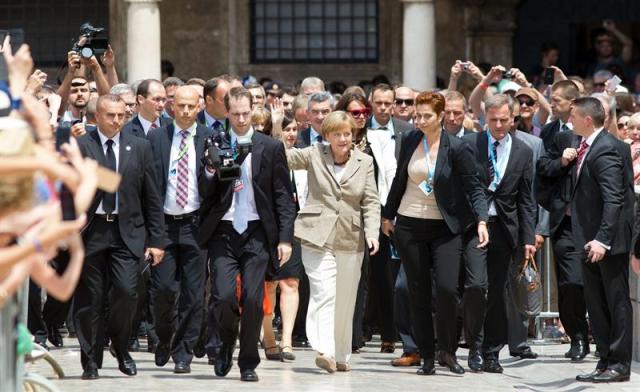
[[391, 352, 421, 367], [380, 342, 396, 354]]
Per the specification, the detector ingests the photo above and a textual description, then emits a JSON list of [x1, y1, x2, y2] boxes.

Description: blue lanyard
[[422, 136, 435, 185], [487, 132, 502, 184]]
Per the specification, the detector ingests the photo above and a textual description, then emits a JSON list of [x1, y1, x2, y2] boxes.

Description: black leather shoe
[[118, 358, 137, 376], [569, 340, 589, 362], [592, 369, 630, 383], [47, 326, 64, 348], [576, 367, 606, 382], [128, 337, 141, 352], [240, 369, 259, 382], [208, 357, 216, 365], [155, 343, 171, 367], [81, 368, 99, 380], [193, 343, 206, 358], [34, 338, 49, 351], [147, 340, 157, 354], [437, 352, 465, 374], [483, 359, 503, 373], [214, 343, 235, 377], [417, 359, 436, 375], [467, 350, 483, 372], [292, 339, 310, 348], [174, 361, 191, 374], [510, 346, 538, 359]]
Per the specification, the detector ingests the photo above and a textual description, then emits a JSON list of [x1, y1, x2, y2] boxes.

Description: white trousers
[[302, 245, 363, 364]]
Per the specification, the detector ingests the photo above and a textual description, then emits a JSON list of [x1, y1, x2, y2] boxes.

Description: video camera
[[72, 22, 108, 59], [204, 131, 252, 181]]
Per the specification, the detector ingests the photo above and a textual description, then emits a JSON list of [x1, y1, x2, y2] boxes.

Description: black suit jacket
[[463, 131, 536, 248], [121, 115, 171, 139], [146, 122, 212, 197], [570, 131, 631, 255], [78, 130, 167, 257], [539, 119, 563, 151], [196, 110, 229, 130], [197, 131, 296, 262], [383, 129, 488, 234]]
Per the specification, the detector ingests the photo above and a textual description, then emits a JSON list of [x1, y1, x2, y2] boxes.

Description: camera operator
[[198, 87, 295, 382]]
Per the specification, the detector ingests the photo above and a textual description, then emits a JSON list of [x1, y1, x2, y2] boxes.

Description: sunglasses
[[518, 99, 534, 107], [618, 122, 628, 128], [349, 109, 371, 118], [395, 98, 414, 106]]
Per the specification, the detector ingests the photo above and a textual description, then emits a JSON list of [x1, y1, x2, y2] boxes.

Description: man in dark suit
[[74, 94, 167, 380], [297, 91, 333, 147], [443, 91, 474, 138], [539, 80, 580, 150], [198, 87, 296, 382], [362, 83, 412, 354], [146, 86, 212, 374], [121, 79, 171, 139], [566, 97, 633, 383], [463, 94, 537, 373]]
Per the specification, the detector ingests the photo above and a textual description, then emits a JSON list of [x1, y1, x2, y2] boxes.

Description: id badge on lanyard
[[418, 136, 435, 197]]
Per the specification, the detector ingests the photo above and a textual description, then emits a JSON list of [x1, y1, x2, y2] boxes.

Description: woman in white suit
[[262, 117, 308, 361], [286, 111, 380, 373]]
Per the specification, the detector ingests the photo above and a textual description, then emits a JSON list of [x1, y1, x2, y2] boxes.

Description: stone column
[[401, 0, 436, 90], [126, 0, 162, 82]]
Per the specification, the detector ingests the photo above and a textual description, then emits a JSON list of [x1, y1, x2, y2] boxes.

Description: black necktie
[[212, 120, 223, 132], [103, 139, 117, 214], [488, 140, 499, 184]]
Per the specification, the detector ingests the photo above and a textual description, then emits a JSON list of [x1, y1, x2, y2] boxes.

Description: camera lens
[[80, 47, 94, 59]]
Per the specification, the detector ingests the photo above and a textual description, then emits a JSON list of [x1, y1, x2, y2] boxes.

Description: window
[[0, 0, 109, 68], [251, 0, 379, 64]]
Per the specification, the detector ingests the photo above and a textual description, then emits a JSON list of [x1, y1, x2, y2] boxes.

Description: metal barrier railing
[[533, 240, 560, 343], [0, 281, 27, 392]]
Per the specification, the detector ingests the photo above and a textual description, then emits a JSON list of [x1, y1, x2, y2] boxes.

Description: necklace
[[334, 151, 351, 166]]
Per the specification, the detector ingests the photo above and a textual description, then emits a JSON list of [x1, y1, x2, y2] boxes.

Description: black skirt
[[267, 240, 304, 281]]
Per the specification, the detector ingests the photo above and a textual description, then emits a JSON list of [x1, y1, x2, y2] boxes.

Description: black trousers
[[73, 219, 138, 370], [394, 264, 418, 353], [552, 216, 588, 343], [208, 222, 270, 371], [505, 245, 540, 352], [352, 252, 368, 349], [394, 216, 462, 360], [151, 215, 206, 364], [130, 255, 157, 345], [460, 230, 488, 353], [582, 252, 633, 372], [364, 231, 400, 342], [482, 220, 515, 359]]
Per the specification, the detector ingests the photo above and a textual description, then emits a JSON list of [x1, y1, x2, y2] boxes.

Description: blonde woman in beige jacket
[[286, 111, 380, 374]]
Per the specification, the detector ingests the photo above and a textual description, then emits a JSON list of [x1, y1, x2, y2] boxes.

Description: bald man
[[146, 86, 213, 373]]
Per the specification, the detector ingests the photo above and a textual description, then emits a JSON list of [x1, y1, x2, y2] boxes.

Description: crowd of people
[[1, 23, 639, 387]]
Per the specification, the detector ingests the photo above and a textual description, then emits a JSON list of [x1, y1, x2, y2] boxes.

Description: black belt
[[488, 216, 498, 223], [95, 214, 118, 222], [165, 211, 198, 221]]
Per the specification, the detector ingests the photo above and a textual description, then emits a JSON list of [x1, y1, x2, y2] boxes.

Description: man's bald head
[[173, 86, 201, 129]]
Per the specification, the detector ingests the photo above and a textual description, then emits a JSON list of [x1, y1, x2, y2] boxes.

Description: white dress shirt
[[310, 126, 328, 146], [61, 110, 81, 124], [164, 122, 200, 215], [221, 128, 260, 222], [559, 119, 573, 133], [95, 130, 120, 214], [138, 114, 161, 136], [367, 124, 397, 206], [371, 116, 395, 132], [455, 127, 466, 138], [487, 132, 512, 217]]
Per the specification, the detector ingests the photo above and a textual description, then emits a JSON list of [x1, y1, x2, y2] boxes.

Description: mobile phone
[[606, 75, 622, 93], [55, 125, 71, 151], [543, 68, 555, 85], [0, 29, 25, 83]]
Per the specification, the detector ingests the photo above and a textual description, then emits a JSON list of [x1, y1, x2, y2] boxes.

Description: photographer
[[198, 87, 295, 382]]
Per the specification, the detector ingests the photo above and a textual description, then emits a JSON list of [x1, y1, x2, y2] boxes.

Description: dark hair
[[572, 97, 605, 127], [282, 116, 296, 130], [161, 60, 174, 77], [335, 92, 370, 113], [163, 76, 184, 88], [136, 79, 163, 100], [203, 74, 240, 98], [551, 80, 580, 100], [540, 41, 559, 55], [415, 91, 445, 115], [224, 87, 253, 110], [370, 83, 395, 100]]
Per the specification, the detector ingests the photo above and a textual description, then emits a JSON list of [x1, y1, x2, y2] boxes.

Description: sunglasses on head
[[349, 109, 371, 118], [395, 98, 414, 106]]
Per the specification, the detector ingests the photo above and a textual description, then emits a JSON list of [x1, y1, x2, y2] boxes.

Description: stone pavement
[[26, 338, 640, 392]]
